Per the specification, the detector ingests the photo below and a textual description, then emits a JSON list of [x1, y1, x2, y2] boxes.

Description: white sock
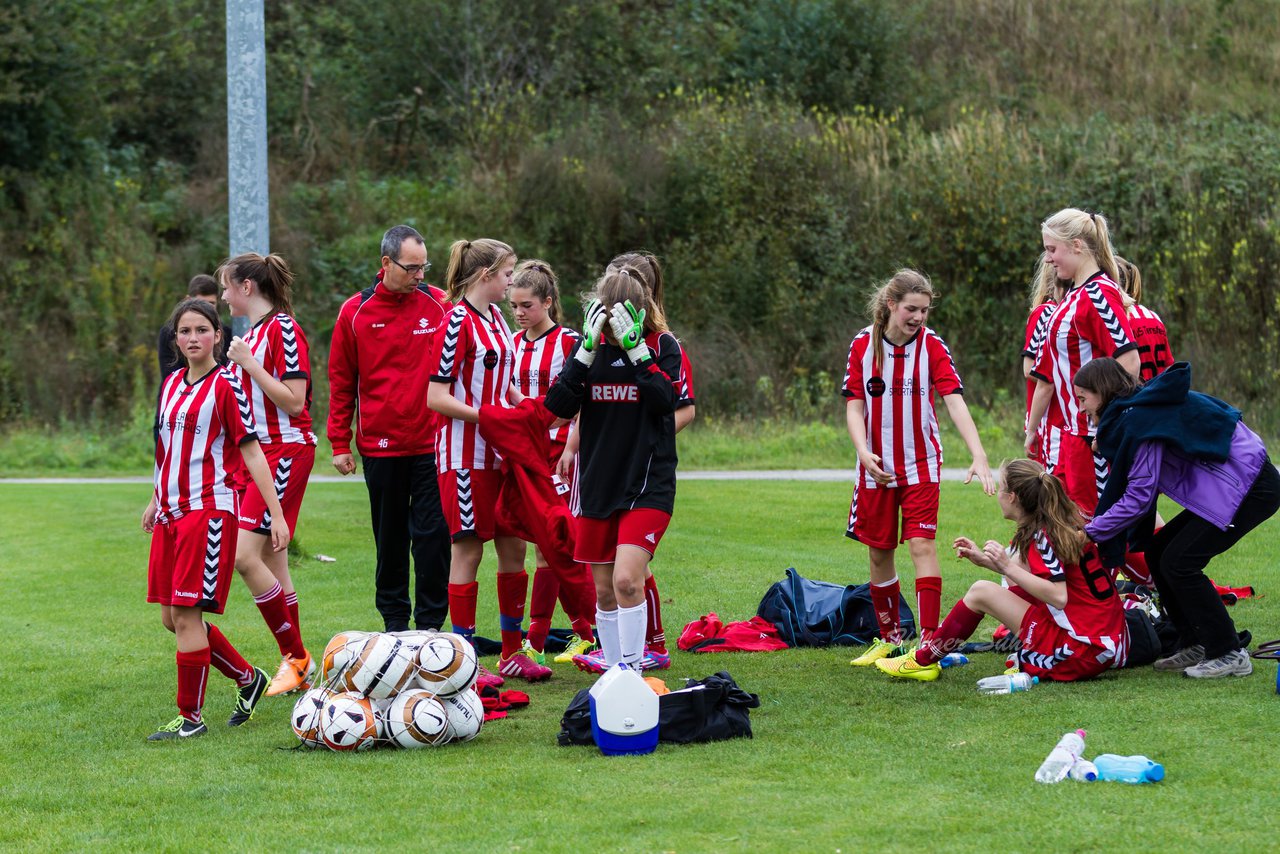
[[596, 607, 620, 667], [617, 601, 648, 667]]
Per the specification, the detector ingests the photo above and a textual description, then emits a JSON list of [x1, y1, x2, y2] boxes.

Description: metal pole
[[226, 0, 269, 337]]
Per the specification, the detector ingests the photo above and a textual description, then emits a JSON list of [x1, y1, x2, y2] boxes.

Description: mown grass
[[2, 480, 1278, 852]]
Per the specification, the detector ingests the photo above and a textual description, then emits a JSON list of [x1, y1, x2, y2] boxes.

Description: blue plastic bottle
[[1094, 754, 1165, 783], [939, 653, 969, 669]]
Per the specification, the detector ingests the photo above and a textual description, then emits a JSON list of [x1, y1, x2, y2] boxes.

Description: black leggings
[[1146, 461, 1280, 658]]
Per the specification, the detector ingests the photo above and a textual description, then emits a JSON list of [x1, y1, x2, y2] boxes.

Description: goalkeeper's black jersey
[[545, 331, 681, 519]]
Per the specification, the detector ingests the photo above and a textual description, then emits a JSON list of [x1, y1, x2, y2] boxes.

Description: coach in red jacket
[[328, 225, 452, 631]]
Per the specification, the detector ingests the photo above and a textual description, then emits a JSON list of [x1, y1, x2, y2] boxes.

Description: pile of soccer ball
[[291, 630, 484, 752]]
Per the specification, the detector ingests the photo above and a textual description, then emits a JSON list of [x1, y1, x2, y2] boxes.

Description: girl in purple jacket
[[1074, 358, 1279, 678]]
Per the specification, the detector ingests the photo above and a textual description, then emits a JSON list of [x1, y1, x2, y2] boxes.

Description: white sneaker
[[1184, 649, 1252, 679]]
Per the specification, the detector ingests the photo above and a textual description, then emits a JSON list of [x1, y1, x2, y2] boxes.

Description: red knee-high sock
[[285, 590, 302, 644], [555, 561, 597, 641], [448, 581, 479, 638], [496, 571, 529, 660], [915, 576, 943, 644], [870, 577, 902, 644], [205, 623, 254, 687], [526, 567, 558, 653], [1123, 552, 1153, 587], [916, 600, 984, 665], [254, 582, 306, 659], [644, 574, 666, 654], [175, 648, 210, 724]]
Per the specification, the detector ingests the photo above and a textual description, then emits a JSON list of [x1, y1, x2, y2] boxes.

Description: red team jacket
[[327, 280, 452, 458]]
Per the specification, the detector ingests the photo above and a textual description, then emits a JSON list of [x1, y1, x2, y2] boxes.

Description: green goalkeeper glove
[[575, 299, 608, 366], [609, 300, 651, 364]]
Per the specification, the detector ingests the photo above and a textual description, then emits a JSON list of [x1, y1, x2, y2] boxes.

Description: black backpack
[[757, 567, 916, 647]]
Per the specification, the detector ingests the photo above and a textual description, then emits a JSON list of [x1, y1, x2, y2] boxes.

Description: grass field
[[3, 479, 1279, 852]]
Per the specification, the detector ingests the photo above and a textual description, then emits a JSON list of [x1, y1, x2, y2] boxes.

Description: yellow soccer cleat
[[850, 638, 902, 667], [553, 635, 598, 664], [876, 652, 942, 681]]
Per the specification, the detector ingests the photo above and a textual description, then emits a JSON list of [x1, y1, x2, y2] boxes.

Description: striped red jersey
[[1030, 272, 1136, 436], [1127, 303, 1173, 383], [512, 324, 577, 449], [1023, 533, 1128, 668], [841, 326, 963, 488], [430, 300, 517, 472], [231, 313, 316, 446], [676, 346, 695, 408], [1022, 301, 1056, 418], [153, 367, 258, 522]]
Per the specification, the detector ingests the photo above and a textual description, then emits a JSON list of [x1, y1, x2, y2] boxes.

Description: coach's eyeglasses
[[389, 258, 431, 276]]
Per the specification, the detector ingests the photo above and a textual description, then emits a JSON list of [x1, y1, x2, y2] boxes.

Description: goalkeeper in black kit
[[545, 267, 683, 673]]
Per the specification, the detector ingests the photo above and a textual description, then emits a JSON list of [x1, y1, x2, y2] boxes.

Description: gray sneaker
[[1153, 644, 1205, 672], [1184, 649, 1252, 679]]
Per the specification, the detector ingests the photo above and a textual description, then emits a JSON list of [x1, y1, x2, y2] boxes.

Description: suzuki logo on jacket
[[591, 384, 639, 402]]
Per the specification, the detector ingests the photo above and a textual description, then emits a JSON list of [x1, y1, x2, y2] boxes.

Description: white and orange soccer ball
[[291, 686, 335, 748], [378, 688, 451, 749], [415, 633, 478, 698], [441, 688, 484, 743], [338, 633, 418, 700], [319, 692, 380, 752], [321, 631, 370, 682]]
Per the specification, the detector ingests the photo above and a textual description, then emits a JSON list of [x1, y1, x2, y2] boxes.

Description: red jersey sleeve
[[217, 370, 258, 445], [326, 295, 360, 456], [273, 314, 310, 381], [1079, 279, 1137, 358], [1024, 530, 1068, 583], [925, 331, 963, 396], [677, 347, 695, 407], [841, 332, 869, 400], [430, 304, 474, 382], [1022, 302, 1054, 359]]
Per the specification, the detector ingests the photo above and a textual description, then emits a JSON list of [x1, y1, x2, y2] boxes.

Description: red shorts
[[438, 468, 516, 542], [238, 442, 314, 535], [575, 508, 671, 564], [147, 509, 237, 613], [1015, 602, 1116, 681], [845, 481, 939, 549], [1050, 432, 1102, 517]]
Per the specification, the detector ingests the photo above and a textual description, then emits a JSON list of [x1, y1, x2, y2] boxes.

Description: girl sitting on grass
[[877, 458, 1128, 682]]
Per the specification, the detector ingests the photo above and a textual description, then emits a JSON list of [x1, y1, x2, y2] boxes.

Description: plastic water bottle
[[1068, 759, 1098, 782], [1035, 729, 1087, 784], [939, 653, 969, 669], [1094, 754, 1165, 783], [976, 673, 1038, 694]]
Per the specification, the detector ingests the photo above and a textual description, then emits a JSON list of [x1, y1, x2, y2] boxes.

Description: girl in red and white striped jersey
[[1026, 209, 1140, 515], [507, 259, 597, 665], [428, 239, 552, 682], [877, 458, 1127, 683], [843, 269, 996, 666], [219, 252, 316, 697], [544, 269, 683, 673], [142, 299, 287, 740]]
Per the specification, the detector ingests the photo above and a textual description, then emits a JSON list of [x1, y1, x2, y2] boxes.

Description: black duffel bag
[[558, 671, 760, 747]]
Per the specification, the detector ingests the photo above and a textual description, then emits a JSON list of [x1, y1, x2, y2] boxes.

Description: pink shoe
[[476, 665, 505, 689], [572, 652, 608, 675], [498, 653, 553, 682]]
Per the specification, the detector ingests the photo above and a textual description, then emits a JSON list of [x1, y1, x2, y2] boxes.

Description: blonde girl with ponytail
[[841, 268, 995, 667], [1025, 208, 1141, 515]]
